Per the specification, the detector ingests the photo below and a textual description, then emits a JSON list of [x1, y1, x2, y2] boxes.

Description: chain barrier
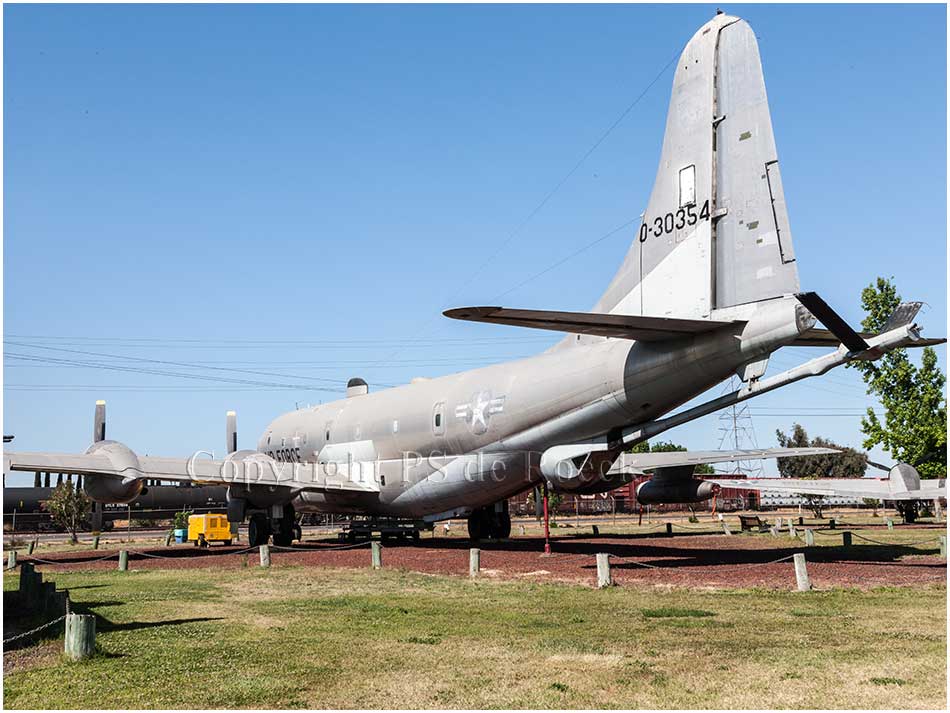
[[669, 522, 719, 531], [25, 552, 117, 565], [849, 533, 942, 547], [2, 614, 67, 646], [269, 540, 373, 552], [605, 554, 662, 569]]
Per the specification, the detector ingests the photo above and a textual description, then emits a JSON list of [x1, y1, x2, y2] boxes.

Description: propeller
[[226, 410, 238, 455]]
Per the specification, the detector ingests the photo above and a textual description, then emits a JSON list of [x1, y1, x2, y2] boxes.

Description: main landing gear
[[467, 502, 511, 541], [247, 505, 301, 547]]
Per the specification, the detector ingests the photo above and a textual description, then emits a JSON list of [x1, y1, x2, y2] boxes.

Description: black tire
[[273, 531, 293, 547], [248, 515, 271, 547], [467, 513, 484, 541], [495, 513, 512, 539], [223, 539, 232, 547]]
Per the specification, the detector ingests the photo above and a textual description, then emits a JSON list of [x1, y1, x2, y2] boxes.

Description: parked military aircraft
[[5, 13, 944, 546]]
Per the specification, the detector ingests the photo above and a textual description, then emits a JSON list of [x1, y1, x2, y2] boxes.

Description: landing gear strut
[[467, 502, 511, 541]]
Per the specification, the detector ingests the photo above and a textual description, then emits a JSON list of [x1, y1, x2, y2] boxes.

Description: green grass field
[[3, 565, 946, 709]]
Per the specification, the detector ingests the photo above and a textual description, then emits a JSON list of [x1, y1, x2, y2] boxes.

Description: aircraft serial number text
[[639, 199, 710, 243]]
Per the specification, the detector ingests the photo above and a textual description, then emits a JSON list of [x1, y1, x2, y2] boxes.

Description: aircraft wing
[[443, 306, 740, 341], [708, 476, 946, 501], [614, 448, 839, 473], [4, 450, 381, 494]]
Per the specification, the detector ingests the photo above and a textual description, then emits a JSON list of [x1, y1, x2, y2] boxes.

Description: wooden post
[[64, 613, 96, 660], [829, 518, 836, 530], [118, 550, 128, 571], [770, 525, 780, 537], [842, 531, 852, 547], [804, 528, 815, 547], [591, 525, 599, 537], [469, 548, 480, 577], [7, 550, 17, 570], [371, 541, 382, 569], [92, 535, 100, 550], [27, 540, 36, 555], [793, 553, 811, 591], [666, 522, 673, 537], [939, 535, 946, 558], [721, 522, 732, 536], [788, 525, 797, 539], [259, 544, 270, 568], [519, 525, 526, 536], [164, 530, 173, 547], [798, 516, 804, 526], [596, 553, 611, 588], [885, 518, 894, 531]]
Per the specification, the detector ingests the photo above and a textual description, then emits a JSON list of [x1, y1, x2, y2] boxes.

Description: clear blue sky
[[3, 4, 946, 485]]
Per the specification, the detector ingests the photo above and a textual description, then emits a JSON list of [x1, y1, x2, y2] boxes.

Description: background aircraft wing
[[4, 450, 380, 493], [443, 306, 740, 341], [709, 477, 946, 501], [615, 447, 838, 472]]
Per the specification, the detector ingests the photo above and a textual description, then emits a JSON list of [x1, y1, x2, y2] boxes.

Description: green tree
[[628, 440, 715, 474], [775, 424, 868, 478], [848, 277, 947, 477], [41, 482, 91, 543]]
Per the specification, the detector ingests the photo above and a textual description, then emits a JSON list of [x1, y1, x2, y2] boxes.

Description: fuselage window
[[433, 402, 445, 436], [435, 413, 441, 428]]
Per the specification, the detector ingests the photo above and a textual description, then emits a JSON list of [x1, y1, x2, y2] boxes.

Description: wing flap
[[444, 306, 740, 341]]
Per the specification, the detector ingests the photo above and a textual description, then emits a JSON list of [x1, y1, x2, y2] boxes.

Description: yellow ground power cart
[[187, 513, 233, 547]]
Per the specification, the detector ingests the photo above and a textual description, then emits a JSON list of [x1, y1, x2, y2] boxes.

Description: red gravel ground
[[23, 525, 947, 590]]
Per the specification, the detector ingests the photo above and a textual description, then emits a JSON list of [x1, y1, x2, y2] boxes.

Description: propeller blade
[[93, 400, 106, 443], [226, 410, 238, 454]]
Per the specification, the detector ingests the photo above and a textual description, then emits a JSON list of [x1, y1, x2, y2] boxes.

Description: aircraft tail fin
[[595, 14, 799, 320]]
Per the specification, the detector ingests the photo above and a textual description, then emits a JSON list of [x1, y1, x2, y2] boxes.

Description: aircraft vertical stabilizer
[[594, 13, 799, 320]]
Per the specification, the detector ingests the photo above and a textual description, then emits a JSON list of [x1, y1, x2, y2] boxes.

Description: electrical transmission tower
[[716, 376, 764, 477]]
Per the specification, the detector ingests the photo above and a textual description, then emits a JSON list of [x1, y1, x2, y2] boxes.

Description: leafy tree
[[775, 424, 868, 477], [42, 482, 91, 543], [628, 440, 715, 474], [847, 277, 947, 478]]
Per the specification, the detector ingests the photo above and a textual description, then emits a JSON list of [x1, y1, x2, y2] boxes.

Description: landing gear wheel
[[248, 515, 271, 547], [411, 530, 421, 543], [495, 513, 512, 539], [467, 513, 485, 541]]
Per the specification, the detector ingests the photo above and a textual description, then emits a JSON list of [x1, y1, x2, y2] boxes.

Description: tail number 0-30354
[[639, 199, 710, 243]]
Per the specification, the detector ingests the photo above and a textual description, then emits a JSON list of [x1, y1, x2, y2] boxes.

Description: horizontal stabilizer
[[795, 292, 869, 352], [790, 297, 945, 348], [444, 306, 740, 341]]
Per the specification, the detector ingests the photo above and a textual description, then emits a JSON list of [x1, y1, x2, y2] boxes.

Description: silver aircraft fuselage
[[259, 297, 809, 518]]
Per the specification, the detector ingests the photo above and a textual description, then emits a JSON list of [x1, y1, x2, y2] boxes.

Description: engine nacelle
[[636, 478, 720, 505], [82, 440, 145, 504], [223, 449, 296, 514]]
